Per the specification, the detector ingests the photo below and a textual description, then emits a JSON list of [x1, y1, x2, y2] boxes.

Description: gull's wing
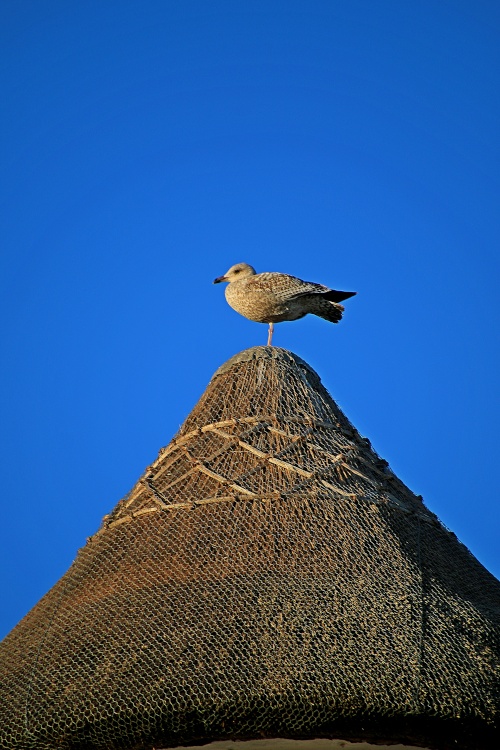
[[251, 272, 331, 302]]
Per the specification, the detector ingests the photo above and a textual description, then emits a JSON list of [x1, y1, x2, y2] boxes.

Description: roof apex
[[211, 346, 320, 381]]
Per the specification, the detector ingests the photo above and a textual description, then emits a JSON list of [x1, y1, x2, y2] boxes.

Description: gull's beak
[[213, 275, 227, 284]]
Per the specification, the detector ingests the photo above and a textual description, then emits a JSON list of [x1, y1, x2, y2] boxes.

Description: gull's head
[[213, 262, 257, 284]]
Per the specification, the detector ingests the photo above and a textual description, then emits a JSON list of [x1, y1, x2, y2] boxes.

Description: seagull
[[213, 262, 356, 346]]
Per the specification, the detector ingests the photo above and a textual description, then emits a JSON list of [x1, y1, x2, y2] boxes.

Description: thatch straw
[[1, 347, 498, 750]]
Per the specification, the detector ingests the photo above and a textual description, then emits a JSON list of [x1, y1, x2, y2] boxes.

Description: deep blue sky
[[1, 1, 499, 639]]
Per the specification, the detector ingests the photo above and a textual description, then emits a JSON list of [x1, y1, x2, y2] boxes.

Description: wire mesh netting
[[0, 346, 499, 750]]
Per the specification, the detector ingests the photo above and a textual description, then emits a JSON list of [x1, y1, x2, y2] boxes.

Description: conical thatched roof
[[1, 346, 499, 750]]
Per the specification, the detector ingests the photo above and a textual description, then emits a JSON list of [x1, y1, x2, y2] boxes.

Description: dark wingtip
[[323, 289, 357, 303]]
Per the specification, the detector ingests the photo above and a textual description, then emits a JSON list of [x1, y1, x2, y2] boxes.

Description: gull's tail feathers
[[307, 298, 345, 324]]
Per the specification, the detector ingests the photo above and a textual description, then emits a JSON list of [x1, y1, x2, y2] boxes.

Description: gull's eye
[[234, 269, 241, 274]]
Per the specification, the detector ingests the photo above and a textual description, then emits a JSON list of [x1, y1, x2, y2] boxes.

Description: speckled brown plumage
[[213, 262, 356, 344]]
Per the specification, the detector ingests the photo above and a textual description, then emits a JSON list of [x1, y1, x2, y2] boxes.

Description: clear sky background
[[1, 1, 499, 639]]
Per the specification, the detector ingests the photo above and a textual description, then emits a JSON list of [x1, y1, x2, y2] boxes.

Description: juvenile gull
[[214, 262, 356, 345]]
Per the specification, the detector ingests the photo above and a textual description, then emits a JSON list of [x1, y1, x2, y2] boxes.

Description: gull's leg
[[267, 322, 274, 346]]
